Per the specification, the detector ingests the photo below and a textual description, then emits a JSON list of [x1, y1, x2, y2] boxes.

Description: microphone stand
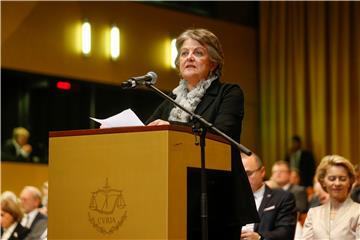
[[144, 82, 252, 240]]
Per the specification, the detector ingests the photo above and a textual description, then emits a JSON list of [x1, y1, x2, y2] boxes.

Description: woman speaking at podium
[[147, 28, 259, 239]]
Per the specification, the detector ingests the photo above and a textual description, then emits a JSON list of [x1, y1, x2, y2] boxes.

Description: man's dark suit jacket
[[24, 212, 47, 240], [255, 185, 297, 240], [146, 79, 259, 237], [0, 223, 29, 240]]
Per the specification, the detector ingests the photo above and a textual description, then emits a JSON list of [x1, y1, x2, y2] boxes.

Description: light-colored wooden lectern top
[[49, 125, 231, 239]]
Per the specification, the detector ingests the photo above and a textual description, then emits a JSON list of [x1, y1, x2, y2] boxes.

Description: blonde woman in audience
[[1, 198, 29, 240], [302, 155, 360, 239]]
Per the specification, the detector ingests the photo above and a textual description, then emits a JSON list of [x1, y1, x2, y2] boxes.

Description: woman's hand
[[147, 119, 170, 126]]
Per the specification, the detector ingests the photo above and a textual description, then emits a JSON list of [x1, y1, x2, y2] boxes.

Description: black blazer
[[1, 223, 30, 240], [147, 79, 259, 228], [146, 79, 244, 140], [255, 185, 297, 240]]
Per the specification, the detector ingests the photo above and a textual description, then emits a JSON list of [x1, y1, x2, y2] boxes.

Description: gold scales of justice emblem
[[88, 178, 127, 234]]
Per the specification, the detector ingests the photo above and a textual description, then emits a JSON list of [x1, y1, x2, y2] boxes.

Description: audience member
[[308, 179, 329, 208], [240, 152, 297, 240], [289, 169, 301, 185], [271, 161, 308, 213], [39, 182, 48, 216], [351, 164, 360, 203], [1, 198, 29, 240], [19, 186, 47, 240], [1, 191, 17, 203], [285, 135, 316, 188], [302, 155, 360, 239], [2, 127, 33, 162]]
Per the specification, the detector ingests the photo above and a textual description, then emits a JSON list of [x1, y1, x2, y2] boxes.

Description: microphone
[[121, 71, 158, 89]]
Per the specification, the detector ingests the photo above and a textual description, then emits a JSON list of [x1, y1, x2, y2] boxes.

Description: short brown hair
[[273, 160, 290, 171], [175, 28, 224, 77], [1, 198, 23, 222], [316, 155, 356, 193]]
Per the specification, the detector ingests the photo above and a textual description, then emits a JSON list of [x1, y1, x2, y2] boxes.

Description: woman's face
[[0, 210, 15, 229], [323, 165, 351, 202], [179, 38, 216, 87]]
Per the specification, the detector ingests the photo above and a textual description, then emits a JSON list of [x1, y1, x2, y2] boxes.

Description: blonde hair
[[12, 127, 30, 139], [175, 28, 224, 77], [316, 155, 355, 193]]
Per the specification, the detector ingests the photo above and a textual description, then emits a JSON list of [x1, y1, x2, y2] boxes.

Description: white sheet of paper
[[90, 108, 144, 128]]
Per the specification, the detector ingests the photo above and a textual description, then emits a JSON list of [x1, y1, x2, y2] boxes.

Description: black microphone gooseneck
[[121, 71, 158, 89]]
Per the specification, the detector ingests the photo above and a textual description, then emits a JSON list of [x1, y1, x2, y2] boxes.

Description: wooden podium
[[49, 125, 232, 239]]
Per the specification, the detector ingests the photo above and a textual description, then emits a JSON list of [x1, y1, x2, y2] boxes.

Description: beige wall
[[1, 3, 260, 163], [1, 162, 48, 196]]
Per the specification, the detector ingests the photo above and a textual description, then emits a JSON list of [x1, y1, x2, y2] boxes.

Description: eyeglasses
[[246, 166, 262, 177]]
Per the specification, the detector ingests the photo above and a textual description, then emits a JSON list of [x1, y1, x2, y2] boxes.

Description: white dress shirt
[[21, 209, 39, 228]]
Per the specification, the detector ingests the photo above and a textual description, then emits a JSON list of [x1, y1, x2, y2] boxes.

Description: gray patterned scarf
[[168, 76, 217, 122]]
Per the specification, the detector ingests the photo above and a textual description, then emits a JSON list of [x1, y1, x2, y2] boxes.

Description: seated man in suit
[[240, 152, 297, 240], [19, 186, 47, 240]]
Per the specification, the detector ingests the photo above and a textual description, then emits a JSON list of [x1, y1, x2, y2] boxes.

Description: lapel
[[194, 80, 221, 116], [318, 201, 331, 235], [9, 223, 26, 240], [254, 185, 273, 230], [30, 212, 41, 229]]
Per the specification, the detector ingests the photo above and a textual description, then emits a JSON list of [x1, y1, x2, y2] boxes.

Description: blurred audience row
[[1, 182, 48, 240]]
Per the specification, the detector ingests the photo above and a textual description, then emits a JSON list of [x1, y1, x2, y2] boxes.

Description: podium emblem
[[88, 178, 127, 234]]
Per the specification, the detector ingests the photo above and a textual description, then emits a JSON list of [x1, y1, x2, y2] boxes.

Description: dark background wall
[[1, 69, 165, 162]]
